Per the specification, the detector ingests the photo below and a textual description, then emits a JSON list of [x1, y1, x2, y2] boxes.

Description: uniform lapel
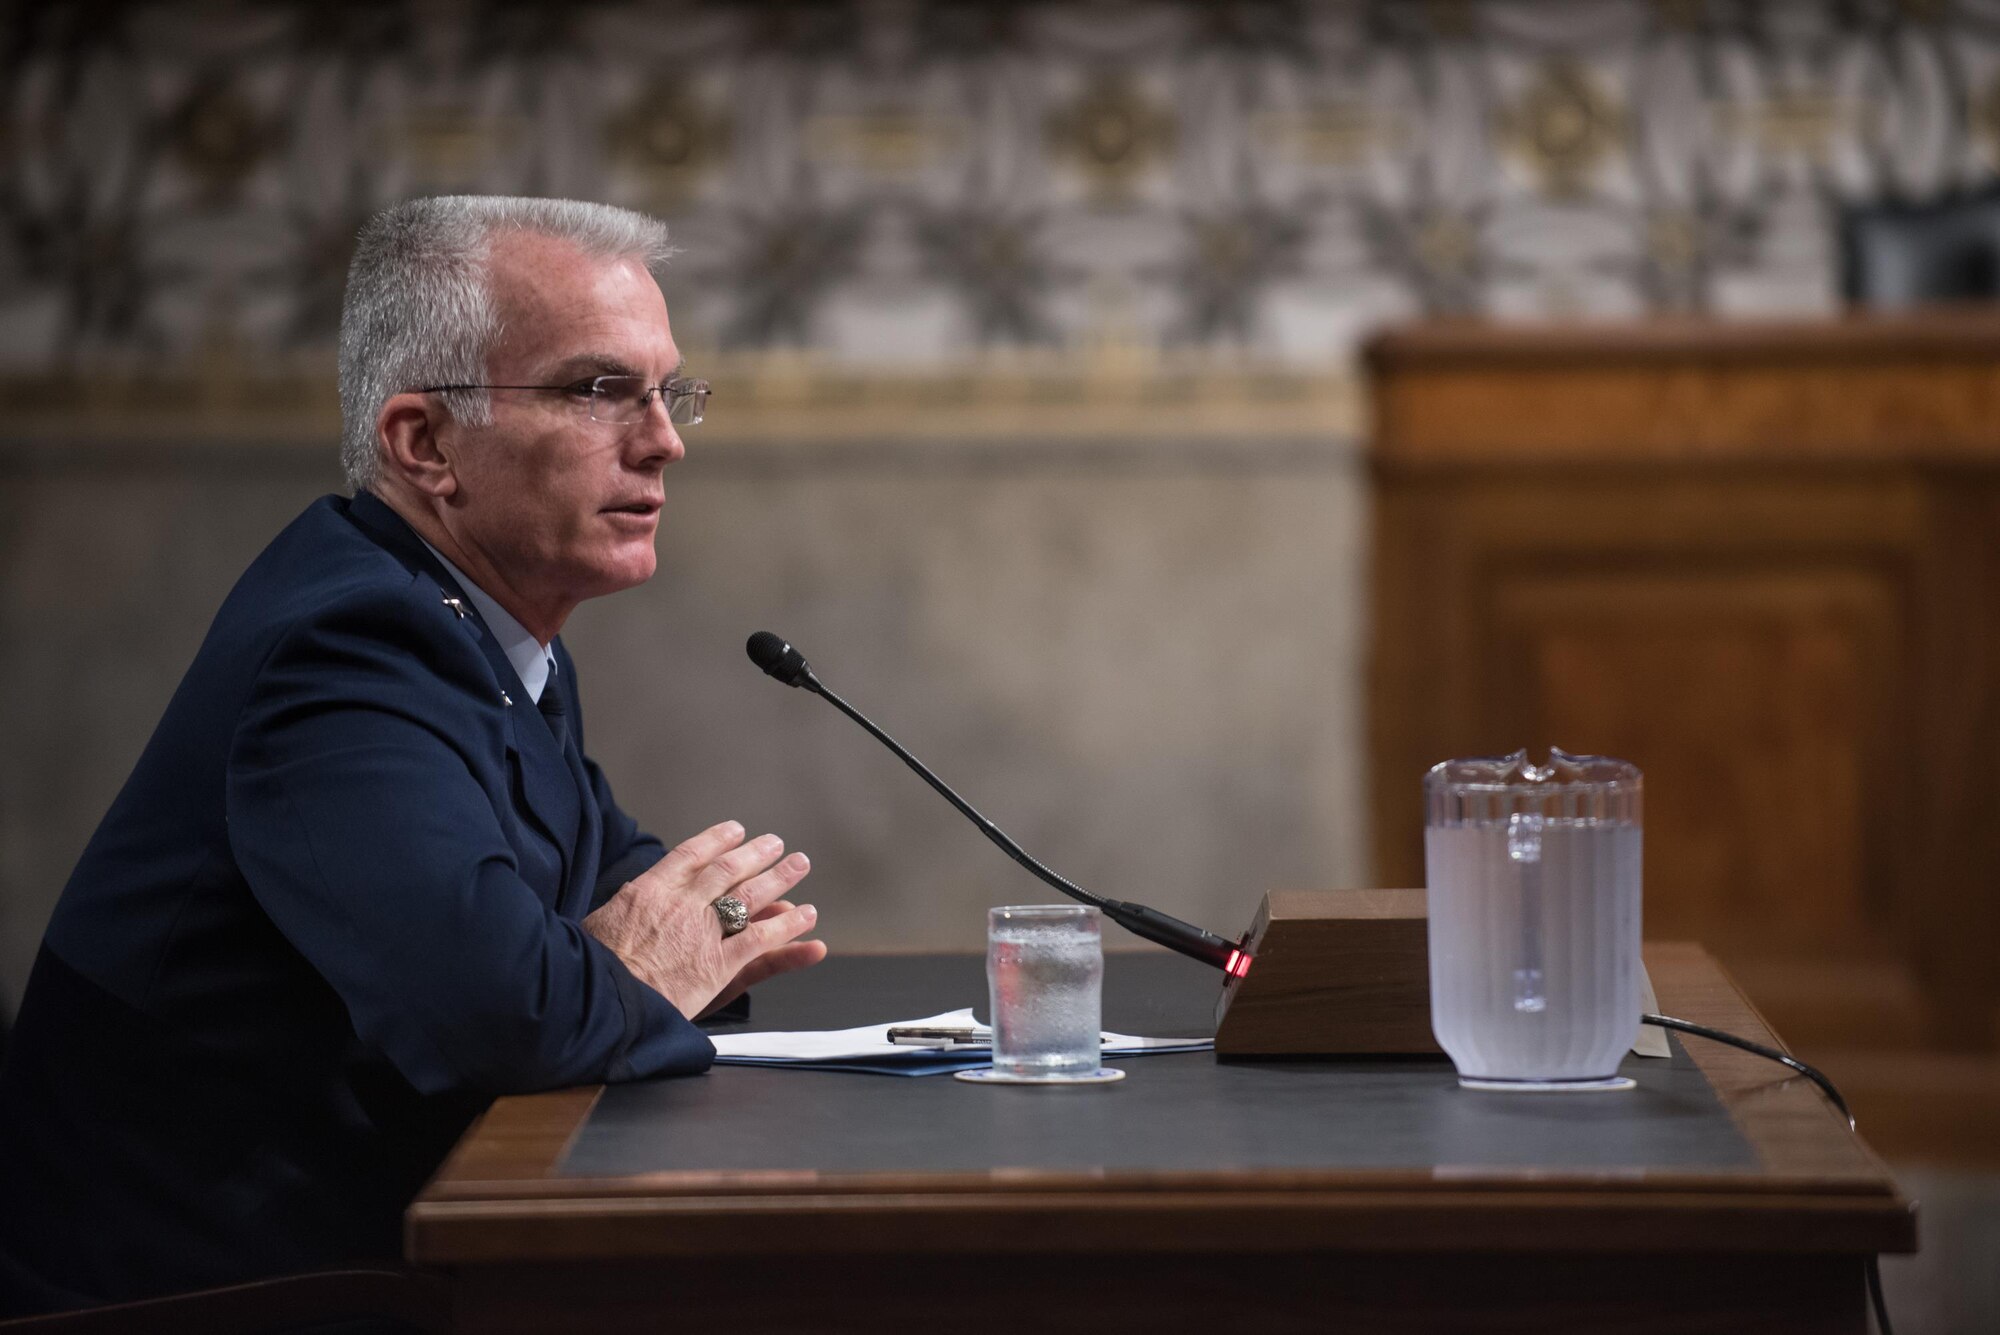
[[504, 683, 584, 902], [344, 491, 584, 899]]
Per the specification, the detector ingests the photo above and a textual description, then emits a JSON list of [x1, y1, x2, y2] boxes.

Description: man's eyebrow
[[550, 354, 645, 379]]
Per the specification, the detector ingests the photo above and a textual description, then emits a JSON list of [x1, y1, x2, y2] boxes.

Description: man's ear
[[377, 393, 458, 499]]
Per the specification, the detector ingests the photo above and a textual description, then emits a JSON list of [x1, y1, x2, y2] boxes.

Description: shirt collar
[[419, 540, 556, 704]]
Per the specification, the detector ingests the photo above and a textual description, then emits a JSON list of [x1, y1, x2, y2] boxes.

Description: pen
[[887, 1026, 992, 1048]]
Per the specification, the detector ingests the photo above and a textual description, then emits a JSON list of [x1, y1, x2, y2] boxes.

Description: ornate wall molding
[[7, 0, 2000, 418]]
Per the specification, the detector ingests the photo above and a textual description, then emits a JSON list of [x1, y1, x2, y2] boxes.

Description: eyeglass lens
[[586, 376, 708, 426]]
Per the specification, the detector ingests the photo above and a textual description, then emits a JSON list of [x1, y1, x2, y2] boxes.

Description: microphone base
[[1212, 889, 1443, 1057]]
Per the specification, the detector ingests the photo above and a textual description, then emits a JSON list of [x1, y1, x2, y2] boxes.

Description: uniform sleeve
[[225, 585, 711, 1097]]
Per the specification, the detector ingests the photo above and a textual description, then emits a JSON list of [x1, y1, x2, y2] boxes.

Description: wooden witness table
[[408, 943, 1915, 1333]]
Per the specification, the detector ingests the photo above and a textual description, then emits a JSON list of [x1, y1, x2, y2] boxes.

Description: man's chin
[[554, 545, 655, 605], [597, 546, 659, 594]]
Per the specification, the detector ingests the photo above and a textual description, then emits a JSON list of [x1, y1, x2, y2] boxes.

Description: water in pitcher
[[1426, 817, 1642, 1087], [987, 915, 1103, 1078]]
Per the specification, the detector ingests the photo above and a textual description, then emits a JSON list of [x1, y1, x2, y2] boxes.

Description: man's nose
[[628, 391, 684, 465]]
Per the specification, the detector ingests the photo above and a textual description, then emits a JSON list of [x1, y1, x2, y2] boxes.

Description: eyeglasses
[[418, 375, 711, 426]]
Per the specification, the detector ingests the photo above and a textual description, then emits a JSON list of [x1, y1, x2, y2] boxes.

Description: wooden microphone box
[[1212, 888, 1443, 1057]]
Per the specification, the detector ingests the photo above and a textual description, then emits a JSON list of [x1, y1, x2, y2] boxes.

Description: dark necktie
[[538, 679, 569, 752]]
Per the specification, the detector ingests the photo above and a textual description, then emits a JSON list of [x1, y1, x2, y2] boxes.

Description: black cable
[[1867, 1257, 1893, 1335], [1642, 1013, 1852, 1129], [1642, 1013, 1893, 1335]]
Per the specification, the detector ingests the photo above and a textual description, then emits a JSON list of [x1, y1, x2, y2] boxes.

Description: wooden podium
[[1212, 889, 1442, 1056]]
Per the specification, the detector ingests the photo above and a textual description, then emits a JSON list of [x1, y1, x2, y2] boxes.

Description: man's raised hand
[[582, 820, 825, 1018]]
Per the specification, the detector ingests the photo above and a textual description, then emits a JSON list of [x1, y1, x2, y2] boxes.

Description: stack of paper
[[711, 1007, 1213, 1076]]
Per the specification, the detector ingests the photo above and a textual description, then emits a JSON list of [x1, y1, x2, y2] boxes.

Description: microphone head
[[746, 631, 812, 687]]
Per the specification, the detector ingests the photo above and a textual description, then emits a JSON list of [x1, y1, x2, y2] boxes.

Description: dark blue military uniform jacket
[[0, 490, 712, 1311]]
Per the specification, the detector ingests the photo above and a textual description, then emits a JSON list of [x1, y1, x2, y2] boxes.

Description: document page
[[712, 1007, 1212, 1075]]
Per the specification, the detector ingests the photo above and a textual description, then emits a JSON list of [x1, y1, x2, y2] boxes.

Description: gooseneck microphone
[[746, 630, 1249, 974]]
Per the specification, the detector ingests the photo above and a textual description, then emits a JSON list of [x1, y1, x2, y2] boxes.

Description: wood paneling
[[1491, 567, 1898, 953], [1366, 313, 2000, 1062], [1368, 312, 2000, 464]]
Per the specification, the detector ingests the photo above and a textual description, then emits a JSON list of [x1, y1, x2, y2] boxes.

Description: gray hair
[[336, 196, 675, 494]]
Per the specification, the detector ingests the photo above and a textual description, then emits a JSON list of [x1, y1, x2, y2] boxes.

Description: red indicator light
[[1225, 949, 1253, 979]]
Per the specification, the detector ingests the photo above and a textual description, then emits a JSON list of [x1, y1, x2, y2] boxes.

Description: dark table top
[[561, 951, 1757, 1179], [411, 945, 1917, 1268]]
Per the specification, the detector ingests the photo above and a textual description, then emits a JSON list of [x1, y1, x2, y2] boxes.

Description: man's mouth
[[604, 499, 662, 516]]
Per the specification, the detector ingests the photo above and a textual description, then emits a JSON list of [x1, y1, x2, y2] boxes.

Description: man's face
[[439, 231, 684, 621]]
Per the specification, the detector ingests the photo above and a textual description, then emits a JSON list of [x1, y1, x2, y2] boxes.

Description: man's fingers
[[708, 939, 828, 1013], [732, 852, 810, 916], [748, 938, 828, 984], [691, 832, 788, 901], [722, 902, 819, 968], [753, 899, 796, 922], [647, 820, 747, 888]]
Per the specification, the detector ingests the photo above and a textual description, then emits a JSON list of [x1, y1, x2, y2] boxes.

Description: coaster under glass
[[955, 1067, 1126, 1086], [1457, 1075, 1635, 1093]]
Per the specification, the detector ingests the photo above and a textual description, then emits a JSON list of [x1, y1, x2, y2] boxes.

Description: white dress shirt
[[420, 540, 557, 705]]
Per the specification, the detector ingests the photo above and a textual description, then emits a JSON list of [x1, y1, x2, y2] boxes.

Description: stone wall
[[8, 0, 2000, 1010], [0, 437, 1366, 1010]]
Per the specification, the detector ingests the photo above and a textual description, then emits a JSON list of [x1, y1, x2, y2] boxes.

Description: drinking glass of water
[[972, 904, 1114, 1084], [1424, 749, 1643, 1092]]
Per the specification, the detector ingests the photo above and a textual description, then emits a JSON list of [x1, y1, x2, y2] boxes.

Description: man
[[0, 197, 825, 1312]]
